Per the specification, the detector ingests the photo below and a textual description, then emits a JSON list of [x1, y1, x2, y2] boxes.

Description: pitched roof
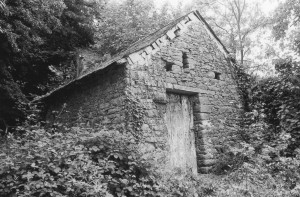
[[33, 10, 230, 102]]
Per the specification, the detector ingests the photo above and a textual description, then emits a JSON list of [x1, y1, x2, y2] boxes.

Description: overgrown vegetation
[[1, 0, 300, 196], [1, 123, 300, 196], [0, 125, 161, 196]]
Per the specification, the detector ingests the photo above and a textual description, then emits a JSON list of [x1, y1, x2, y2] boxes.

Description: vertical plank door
[[165, 93, 197, 174]]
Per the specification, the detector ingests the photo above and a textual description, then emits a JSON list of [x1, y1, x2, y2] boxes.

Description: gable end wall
[[127, 18, 242, 173]]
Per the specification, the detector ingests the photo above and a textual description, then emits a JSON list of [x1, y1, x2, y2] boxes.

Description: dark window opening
[[182, 52, 189, 68], [163, 59, 173, 71], [214, 72, 221, 80]]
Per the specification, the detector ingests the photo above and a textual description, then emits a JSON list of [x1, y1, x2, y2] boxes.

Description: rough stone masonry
[[41, 11, 242, 174]]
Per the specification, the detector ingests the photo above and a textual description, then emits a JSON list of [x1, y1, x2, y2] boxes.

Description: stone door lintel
[[166, 83, 207, 95]]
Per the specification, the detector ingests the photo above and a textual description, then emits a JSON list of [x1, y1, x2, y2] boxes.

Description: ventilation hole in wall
[[214, 72, 221, 80], [182, 52, 189, 68], [163, 59, 173, 71]]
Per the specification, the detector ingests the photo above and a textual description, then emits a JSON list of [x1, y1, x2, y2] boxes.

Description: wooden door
[[165, 93, 197, 174]]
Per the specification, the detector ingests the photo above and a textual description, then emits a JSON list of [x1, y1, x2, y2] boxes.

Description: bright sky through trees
[[154, 0, 282, 16], [154, 0, 192, 7]]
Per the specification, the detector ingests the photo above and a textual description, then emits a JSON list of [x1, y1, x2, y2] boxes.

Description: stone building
[[39, 10, 241, 174]]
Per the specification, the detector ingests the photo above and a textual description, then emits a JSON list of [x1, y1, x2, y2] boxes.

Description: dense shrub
[[210, 134, 300, 196], [210, 101, 300, 196], [249, 59, 300, 156], [0, 126, 159, 197], [1, 119, 300, 197]]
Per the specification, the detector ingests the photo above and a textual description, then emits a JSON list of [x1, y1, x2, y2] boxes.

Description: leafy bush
[[249, 58, 300, 156], [209, 106, 300, 196], [206, 142, 300, 197], [1, 121, 300, 197], [0, 126, 159, 197]]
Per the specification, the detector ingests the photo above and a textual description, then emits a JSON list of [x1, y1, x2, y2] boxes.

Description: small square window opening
[[214, 72, 221, 80], [163, 59, 173, 71]]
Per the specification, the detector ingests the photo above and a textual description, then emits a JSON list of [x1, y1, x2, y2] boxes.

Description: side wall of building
[[126, 17, 241, 173], [44, 63, 128, 131]]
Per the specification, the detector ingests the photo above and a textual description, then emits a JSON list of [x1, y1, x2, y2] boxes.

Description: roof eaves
[[32, 55, 126, 102]]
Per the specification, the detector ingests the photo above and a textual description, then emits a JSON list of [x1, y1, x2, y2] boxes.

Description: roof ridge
[[124, 11, 193, 51]]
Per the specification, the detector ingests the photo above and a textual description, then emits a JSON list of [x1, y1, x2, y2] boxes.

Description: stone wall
[[126, 17, 241, 173], [45, 63, 127, 130]]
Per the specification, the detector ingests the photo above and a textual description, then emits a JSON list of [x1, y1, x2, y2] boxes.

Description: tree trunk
[[0, 59, 27, 132]]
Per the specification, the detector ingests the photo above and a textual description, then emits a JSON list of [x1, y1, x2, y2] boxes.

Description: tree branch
[[212, 21, 231, 34], [0, 119, 8, 135]]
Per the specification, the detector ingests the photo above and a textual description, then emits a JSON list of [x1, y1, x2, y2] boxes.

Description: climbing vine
[[124, 94, 146, 141]]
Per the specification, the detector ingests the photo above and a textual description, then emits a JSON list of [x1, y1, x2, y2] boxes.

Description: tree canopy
[[0, 0, 105, 127]]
